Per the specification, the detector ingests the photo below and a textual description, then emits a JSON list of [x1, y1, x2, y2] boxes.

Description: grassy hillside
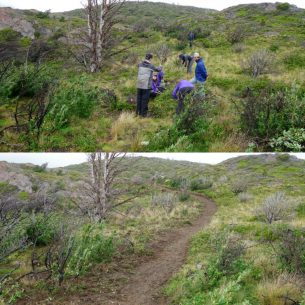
[[0, 2, 305, 152], [1, 154, 305, 304], [165, 154, 305, 304]]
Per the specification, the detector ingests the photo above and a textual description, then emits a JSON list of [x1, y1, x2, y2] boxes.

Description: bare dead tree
[[82, 0, 126, 72], [152, 43, 171, 65], [44, 225, 75, 286], [73, 153, 142, 221], [0, 195, 27, 292]]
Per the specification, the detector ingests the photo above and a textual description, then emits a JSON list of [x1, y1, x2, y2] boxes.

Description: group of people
[[136, 51, 208, 117]]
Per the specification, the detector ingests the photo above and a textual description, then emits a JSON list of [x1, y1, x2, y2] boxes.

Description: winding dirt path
[[108, 191, 217, 305], [18, 191, 216, 305]]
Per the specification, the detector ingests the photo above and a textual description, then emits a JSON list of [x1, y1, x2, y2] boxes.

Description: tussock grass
[[256, 273, 305, 305]]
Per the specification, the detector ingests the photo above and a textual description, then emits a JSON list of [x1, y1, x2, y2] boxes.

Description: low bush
[[242, 49, 274, 78], [48, 76, 101, 129], [179, 191, 190, 202], [227, 26, 247, 44], [68, 223, 115, 276], [238, 192, 252, 203], [284, 52, 305, 69], [190, 177, 213, 191], [25, 213, 59, 246], [237, 84, 305, 145], [231, 180, 248, 195], [232, 43, 245, 53], [277, 228, 305, 274], [270, 128, 305, 152], [276, 2, 290, 11], [151, 192, 177, 212], [0, 28, 20, 43], [0, 64, 55, 99], [255, 192, 293, 224]]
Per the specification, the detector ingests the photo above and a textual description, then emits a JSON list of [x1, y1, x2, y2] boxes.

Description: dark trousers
[[176, 87, 193, 115], [136, 89, 150, 117]]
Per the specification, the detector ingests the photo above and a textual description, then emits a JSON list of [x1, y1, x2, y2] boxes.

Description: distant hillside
[[0, 154, 303, 197]]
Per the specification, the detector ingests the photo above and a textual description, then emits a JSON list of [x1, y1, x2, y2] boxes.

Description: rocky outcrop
[[0, 162, 33, 193], [0, 7, 35, 38]]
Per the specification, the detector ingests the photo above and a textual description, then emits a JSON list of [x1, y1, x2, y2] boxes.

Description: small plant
[[270, 128, 305, 152], [151, 192, 177, 212], [68, 224, 115, 276], [179, 192, 190, 202], [242, 49, 274, 78], [232, 43, 245, 53], [238, 192, 252, 203], [256, 192, 292, 224], [231, 180, 248, 195], [190, 177, 213, 191], [227, 26, 247, 44], [277, 228, 305, 274], [25, 212, 59, 246]]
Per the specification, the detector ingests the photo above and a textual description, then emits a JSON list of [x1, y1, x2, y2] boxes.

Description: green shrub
[[284, 52, 305, 69], [277, 228, 305, 274], [231, 180, 248, 195], [190, 177, 213, 191], [0, 64, 55, 99], [168, 177, 185, 188], [48, 76, 101, 129], [36, 10, 51, 19], [226, 26, 247, 44], [179, 192, 190, 202], [270, 128, 305, 152], [68, 223, 115, 275], [276, 3, 290, 11], [0, 28, 20, 43], [32, 163, 48, 172], [238, 84, 305, 145], [25, 213, 59, 246]]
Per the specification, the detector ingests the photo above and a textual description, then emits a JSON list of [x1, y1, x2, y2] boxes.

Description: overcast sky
[[0, 153, 304, 168], [0, 0, 304, 12]]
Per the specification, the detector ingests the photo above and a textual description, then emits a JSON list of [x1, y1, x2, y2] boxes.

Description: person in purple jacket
[[151, 71, 165, 98], [172, 80, 195, 114]]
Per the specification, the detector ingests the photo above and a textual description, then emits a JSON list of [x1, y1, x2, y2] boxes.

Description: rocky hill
[[0, 154, 303, 199]]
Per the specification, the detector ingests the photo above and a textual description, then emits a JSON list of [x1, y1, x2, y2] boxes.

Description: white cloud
[[0, 0, 304, 12]]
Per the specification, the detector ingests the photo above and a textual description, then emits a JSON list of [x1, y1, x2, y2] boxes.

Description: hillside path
[[106, 190, 217, 305], [21, 191, 217, 305]]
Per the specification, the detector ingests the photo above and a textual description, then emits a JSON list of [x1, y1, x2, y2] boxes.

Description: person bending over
[[172, 80, 194, 115]]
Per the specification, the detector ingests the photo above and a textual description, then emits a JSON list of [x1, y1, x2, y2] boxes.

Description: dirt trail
[[108, 191, 217, 305], [19, 192, 216, 305]]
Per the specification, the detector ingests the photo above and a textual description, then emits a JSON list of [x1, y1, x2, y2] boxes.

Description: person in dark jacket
[[172, 80, 195, 114], [179, 54, 194, 74], [188, 32, 195, 48], [137, 53, 161, 117], [190, 52, 208, 96]]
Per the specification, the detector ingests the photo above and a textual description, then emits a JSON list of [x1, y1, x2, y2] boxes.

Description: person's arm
[[151, 64, 161, 72], [200, 62, 208, 79], [172, 84, 179, 100]]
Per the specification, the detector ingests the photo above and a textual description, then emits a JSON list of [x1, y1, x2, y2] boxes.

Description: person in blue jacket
[[191, 52, 208, 96], [172, 80, 195, 114]]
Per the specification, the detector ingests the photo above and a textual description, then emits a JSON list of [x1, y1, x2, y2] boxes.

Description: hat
[[145, 53, 153, 60], [194, 52, 200, 58]]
